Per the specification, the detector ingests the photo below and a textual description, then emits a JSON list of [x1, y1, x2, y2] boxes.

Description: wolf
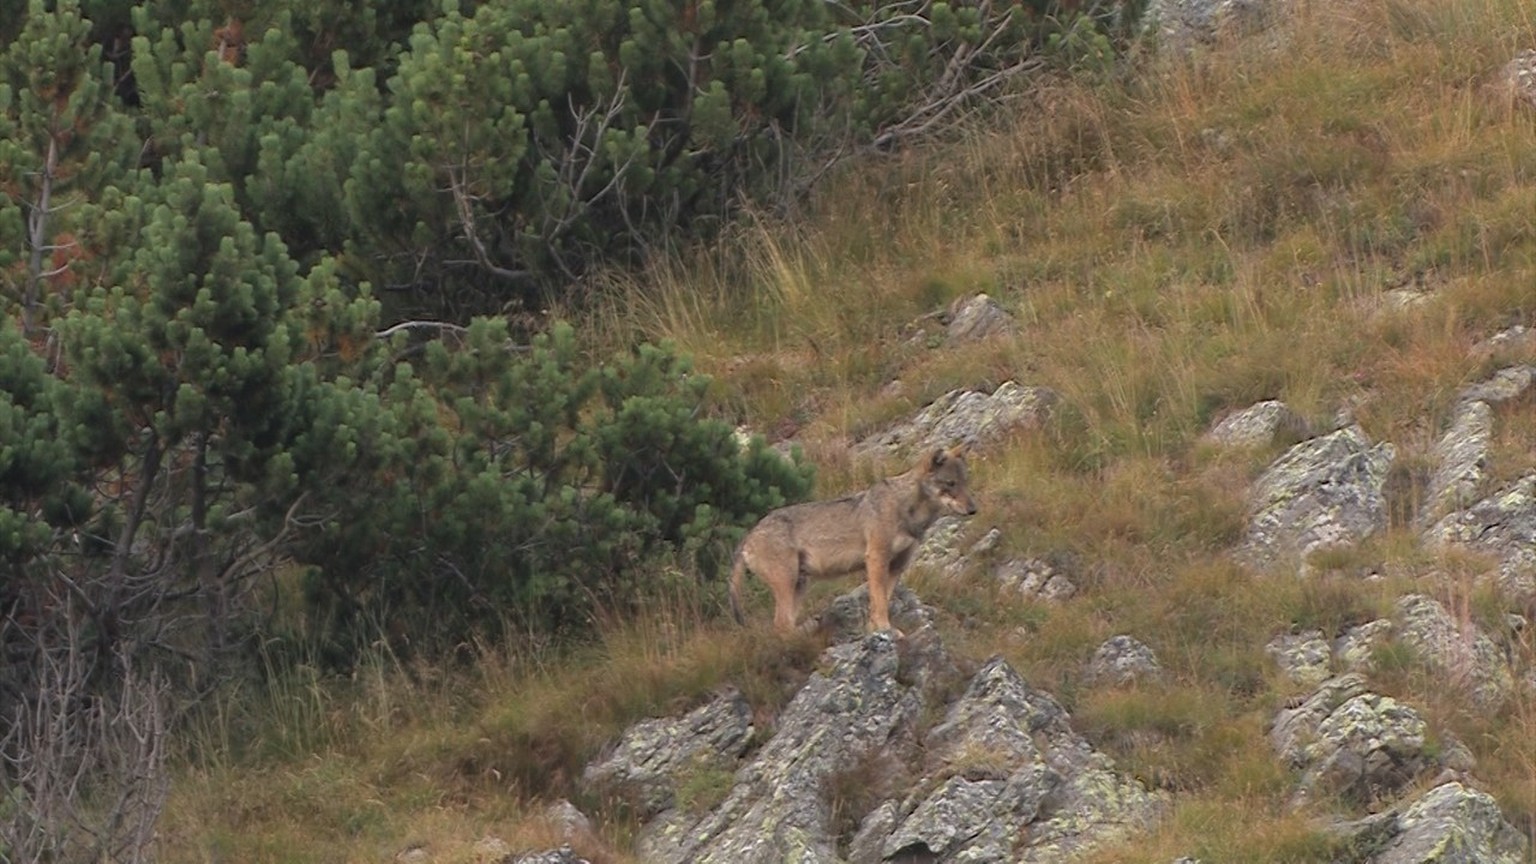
[[729, 444, 978, 636]]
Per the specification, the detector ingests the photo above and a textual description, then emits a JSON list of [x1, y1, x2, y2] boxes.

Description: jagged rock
[[1243, 426, 1397, 571], [910, 516, 975, 575], [1203, 400, 1310, 449], [883, 769, 1050, 862], [818, 584, 938, 643], [509, 847, 590, 864], [995, 557, 1078, 602], [1373, 782, 1528, 864], [1273, 674, 1466, 807], [637, 633, 923, 864], [1392, 594, 1512, 711], [1503, 49, 1536, 111], [1382, 287, 1434, 311], [1472, 325, 1535, 359], [472, 836, 513, 863], [967, 526, 1004, 557], [945, 293, 1017, 344], [1085, 636, 1164, 686], [1334, 619, 1393, 673], [1457, 365, 1535, 406], [542, 800, 592, 843], [1142, 0, 1291, 52], [849, 801, 900, 864], [897, 658, 1164, 863], [1266, 630, 1332, 688], [1299, 692, 1431, 802], [1421, 400, 1492, 523], [1270, 673, 1369, 764], [394, 845, 431, 864], [853, 381, 1059, 458], [627, 633, 1159, 864], [580, 689, 754, 819], [1426, 475, 1536, 599]]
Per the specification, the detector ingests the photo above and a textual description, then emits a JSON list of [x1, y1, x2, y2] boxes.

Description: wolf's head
[[919, 444, 978, 517]]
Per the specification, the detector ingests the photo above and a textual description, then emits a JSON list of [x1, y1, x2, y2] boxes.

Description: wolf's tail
[[728, 543, 748, 626]]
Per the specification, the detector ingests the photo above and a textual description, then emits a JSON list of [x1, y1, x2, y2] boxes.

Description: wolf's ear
[[947, 440, 971, 460], [927, 447, 948, 471]]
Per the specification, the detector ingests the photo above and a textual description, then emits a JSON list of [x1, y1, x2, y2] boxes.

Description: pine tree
[[0, 0, 136, 334]]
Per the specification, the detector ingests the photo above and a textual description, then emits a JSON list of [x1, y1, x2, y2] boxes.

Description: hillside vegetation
[[16, 0, 1536, 859]]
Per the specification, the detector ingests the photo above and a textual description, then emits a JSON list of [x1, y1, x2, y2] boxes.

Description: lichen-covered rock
[[629, 642, 1161, 864], [1272, 673, 1472, 809], [883, 770, 1049, 862], [1266, 630, 1332, 688], [1142, 0, 1292, 52], [1299, 692, 1431, 802], [1393, 594, 1512, 711], [909, 516, 974, 575], [1421, 401, 1492, 524], [637, 633, 921, 864], [1243, 426, 1396, 571], [541, 800, 592, 844], [945, 293, 1017, 344], [472, 836, 513, 863], [854, 381, 1059, 458], [1271, 673, 1369, 764], [817, 584, 938, 643], [849, 801, 900, 864], [1203, 400, 1310, 450], [1506, 50, 1536, 110], [1373, 782, 1529, 864], [995, 557, 1079, 602], [1426, 475, 1536, 599], [889, 658, 1164, 864], [509, 846, 590, 864], [580, 689, 754, 819], [1086, 635, 1165, 687], [1457, 364, 1535, 406], [1472, 325, 1535, 360], [1334, 619, 1393, 673]]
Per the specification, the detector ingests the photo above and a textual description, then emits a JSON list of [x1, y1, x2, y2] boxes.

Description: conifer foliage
[[0, 0, 1126, 856]]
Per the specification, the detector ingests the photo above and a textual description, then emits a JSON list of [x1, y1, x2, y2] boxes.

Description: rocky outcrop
[[1202, 400, 1310, 450], [945, 293, 1017, 345], [1371, 782, 1528, 864], [637, 632, 921, 864], [1242, 425, 1396, 571], [1506, 49, 1536, 110], [1392, 594, 1513, 711], [1085, 636, 1164, 687], [854, 381, 1059, 458], [509, 848, 590, 864], [580, 689, 754, 819], [583, 592, 1162, 864], [1426, 475, 1536, 598], [1416, 364, 1536, 594], [817, 584, 938, 644], [1142, 0, 1291, 53], [1421, 400, 1492, 523], [1265, 630, 1332, 688], [994, 556, 1079, 602], [864, 657, 1165, 863], [1456, 364, 1534, 406], [1271, 674, 1454, 805], [913, 518, 1078, 601], [1266, 594, 1513, 711]]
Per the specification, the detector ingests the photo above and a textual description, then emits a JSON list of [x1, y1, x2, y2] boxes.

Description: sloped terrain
[[158, 0, 1536, 860]]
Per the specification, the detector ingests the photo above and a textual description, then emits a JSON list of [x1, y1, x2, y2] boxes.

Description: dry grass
[[164, 0, 1536, 858]]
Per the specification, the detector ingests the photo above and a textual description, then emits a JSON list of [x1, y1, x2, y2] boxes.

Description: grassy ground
[[160, 0, 1536, 859]]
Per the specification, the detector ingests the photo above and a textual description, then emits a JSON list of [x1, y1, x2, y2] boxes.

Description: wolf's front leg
[[863, 542, 904, 638]]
